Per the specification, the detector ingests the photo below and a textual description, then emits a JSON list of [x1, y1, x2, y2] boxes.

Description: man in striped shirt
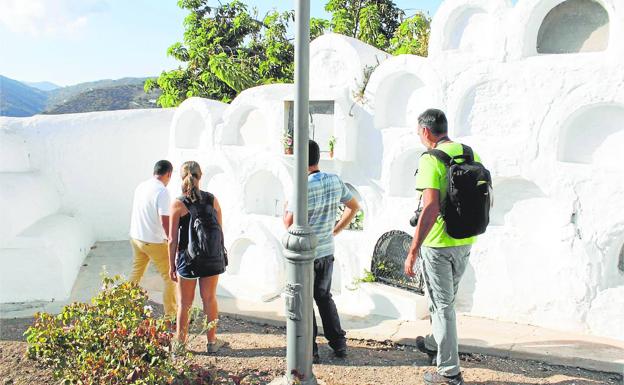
[[284, 140, 360, 363]]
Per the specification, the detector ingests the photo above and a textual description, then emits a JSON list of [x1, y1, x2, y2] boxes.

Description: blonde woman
[[168, 161, 227, 353]]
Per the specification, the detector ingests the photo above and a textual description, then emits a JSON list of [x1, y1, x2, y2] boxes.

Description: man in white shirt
[[129, 160, 177, 319]]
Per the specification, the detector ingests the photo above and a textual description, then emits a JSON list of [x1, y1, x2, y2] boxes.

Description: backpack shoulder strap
[[425, 149, 453, 167], [456, 144, 474, 163], [202, 191, 215, 207]]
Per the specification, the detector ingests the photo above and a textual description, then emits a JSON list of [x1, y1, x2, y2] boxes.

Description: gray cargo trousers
[[420, 245, 471, 376]]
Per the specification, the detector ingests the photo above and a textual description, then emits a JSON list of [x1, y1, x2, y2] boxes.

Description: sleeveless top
[[176, 191, 215, 252]]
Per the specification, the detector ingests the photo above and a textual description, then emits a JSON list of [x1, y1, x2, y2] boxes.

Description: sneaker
[[416, 336, 437, 366], [333, 347, 347, 358], [206, 338, 228, 354], [423, 371, 464, 385]]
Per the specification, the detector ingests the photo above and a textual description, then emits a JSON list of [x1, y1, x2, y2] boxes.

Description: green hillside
[[0, 76, 161, 116], [45, 78, 150, 109], [0, 75, 48, 117], [44, 84, 161, 114]]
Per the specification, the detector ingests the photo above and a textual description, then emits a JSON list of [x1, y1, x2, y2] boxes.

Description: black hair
[[153, 160, 173, 176], [418, 108, 448, 136], [309, 140, 320, 167]]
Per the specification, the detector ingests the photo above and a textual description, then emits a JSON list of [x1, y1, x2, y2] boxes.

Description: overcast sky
[[0, 0, 445, 86]]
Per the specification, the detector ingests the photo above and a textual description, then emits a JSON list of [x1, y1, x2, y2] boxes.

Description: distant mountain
[[46, 77, 151, 109], [24, 81, 60, 92], [44, 84, 161, 114], [0, 76, 161, 117], [0, 75, 48, 117]]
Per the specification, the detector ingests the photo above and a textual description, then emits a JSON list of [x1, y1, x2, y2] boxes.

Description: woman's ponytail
[[180, 161, 202, 202]]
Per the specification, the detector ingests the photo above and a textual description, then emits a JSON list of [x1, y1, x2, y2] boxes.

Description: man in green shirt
[[404, 109, 480, 385]]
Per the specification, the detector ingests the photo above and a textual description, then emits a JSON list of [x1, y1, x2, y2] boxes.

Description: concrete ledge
[[216, 295, 624, 375]]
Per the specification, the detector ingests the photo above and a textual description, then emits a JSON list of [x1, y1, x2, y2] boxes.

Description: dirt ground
[[1, 306, 622, 385]]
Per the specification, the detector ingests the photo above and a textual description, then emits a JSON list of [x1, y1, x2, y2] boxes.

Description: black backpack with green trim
[[426, 144, 492, 239]]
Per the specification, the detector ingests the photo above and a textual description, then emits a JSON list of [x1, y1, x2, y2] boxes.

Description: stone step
[[0, 172, 61, 243], [0, 214, 93, 303]]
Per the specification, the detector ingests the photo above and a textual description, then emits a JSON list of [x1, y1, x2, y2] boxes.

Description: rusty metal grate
[[371, 230, 425, 295]]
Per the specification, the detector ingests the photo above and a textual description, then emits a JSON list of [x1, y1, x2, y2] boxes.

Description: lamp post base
[[268, 376, 324, 385]]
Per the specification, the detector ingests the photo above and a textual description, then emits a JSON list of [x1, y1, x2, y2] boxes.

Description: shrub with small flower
[[24, 275, 211, 385], [282, 129, 294, 153]]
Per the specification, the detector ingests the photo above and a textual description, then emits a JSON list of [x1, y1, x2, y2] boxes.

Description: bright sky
[[0, 0, 443, 87]]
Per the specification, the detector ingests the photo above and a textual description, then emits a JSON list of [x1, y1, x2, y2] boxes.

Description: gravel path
[[1, 309, 621, 385]]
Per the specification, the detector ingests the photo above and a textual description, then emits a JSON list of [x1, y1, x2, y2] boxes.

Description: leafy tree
[[324, 0, 403, 49], [145, 0, 293, 106], [390, 12, 431, 57], [146, 0, 431, 107]]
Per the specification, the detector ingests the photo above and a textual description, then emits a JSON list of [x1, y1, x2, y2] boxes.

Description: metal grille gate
[[371, 230, 425, 295]]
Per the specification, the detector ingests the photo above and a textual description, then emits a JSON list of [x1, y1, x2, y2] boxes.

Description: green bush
[[24, 275, 210, 385]]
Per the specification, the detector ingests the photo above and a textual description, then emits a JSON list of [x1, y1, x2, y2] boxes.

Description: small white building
[[1, 0, 623, 341]]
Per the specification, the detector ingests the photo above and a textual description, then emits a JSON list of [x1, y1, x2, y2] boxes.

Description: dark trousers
[[312, 255, 346, 355]]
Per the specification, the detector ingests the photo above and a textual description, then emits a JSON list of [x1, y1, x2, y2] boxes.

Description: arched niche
[[228, 238, 253, 275], [199, 165, 235, 210], [243, 171, 286, 216], [444, 7, 494, 53], [374, 73, 425, 129], [389, 149, 424, 198], [558, 104, 624, 164], [239, 108, 270, 147], [490, 178, 545, 226], [174, 109, 205, 149], [537, 0, 609, 54], [455, 80, 513, 137], [227, 237, 283, 291]]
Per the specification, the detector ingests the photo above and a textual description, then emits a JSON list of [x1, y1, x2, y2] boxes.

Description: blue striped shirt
[[287, 171, 353, 259]]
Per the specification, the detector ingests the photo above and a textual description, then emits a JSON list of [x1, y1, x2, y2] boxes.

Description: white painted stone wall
[[0, 109, 174, 302], [2, 0, 624, 342]]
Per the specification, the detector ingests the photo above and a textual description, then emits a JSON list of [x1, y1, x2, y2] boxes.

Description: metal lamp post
[[275, 0, 318, 384]]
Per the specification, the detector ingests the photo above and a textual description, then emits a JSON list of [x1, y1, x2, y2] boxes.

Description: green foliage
[[336, 204, 365, 231], [147, 0, 431, 107], [352, 63, 379, 105], [24, 275, 208, 385], [147, 1, 293, 107], [349, 269, 376, 290], [390, 12, 431, 56], [328, 135, 336, 152], [325, 0, 403, 50]]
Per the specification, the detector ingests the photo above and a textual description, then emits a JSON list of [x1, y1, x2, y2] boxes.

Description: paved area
[[2, 241, 623, 376]]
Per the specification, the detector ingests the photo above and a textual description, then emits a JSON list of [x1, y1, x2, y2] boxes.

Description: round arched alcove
[[454, 80, 516, 137], [174, 109, 205, 149], [490, 178, 546, 226], [227, 237, 283, 291], [239, 108, 271, 147], [243, 171, 286, 216], [389, 149, 424, 197], [374, 73, 426, 129], [558, 104, 624, 164], [537, 0, 609, 54], [444, 7, 495, 53]]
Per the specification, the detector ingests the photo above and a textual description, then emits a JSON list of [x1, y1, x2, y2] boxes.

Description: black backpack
[[426, 144, 492, 239], [182, 191, 227, 276]]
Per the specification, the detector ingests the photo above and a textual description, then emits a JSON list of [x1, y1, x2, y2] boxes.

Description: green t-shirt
[[415, 142, 481, 248]]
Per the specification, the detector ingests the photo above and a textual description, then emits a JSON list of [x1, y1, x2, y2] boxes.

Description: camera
[[409, 207, 423, 227]]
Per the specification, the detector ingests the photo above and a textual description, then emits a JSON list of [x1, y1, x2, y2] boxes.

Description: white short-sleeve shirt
[[129, 178, 171, 243]]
